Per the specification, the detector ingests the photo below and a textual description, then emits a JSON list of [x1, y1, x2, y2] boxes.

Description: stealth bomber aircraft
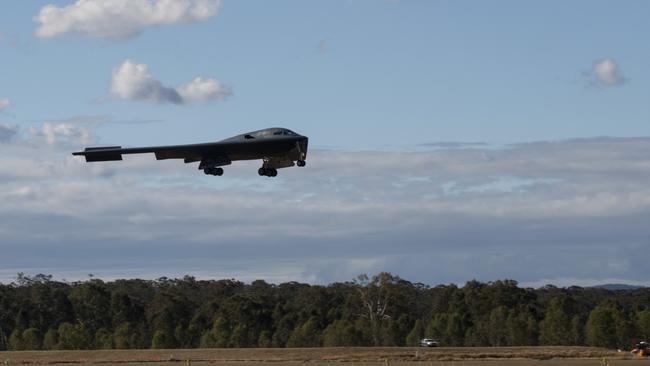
[[72, 127, 308, 177]]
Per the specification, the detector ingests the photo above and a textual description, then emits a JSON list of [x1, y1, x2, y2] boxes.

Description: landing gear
[[258, 167, 277, 177], [204, 167, 223, 176], [297, 160, 306, 167]]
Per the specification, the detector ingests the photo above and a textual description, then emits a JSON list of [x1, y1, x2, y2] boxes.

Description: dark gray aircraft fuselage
[[72, 127, 308, 177]]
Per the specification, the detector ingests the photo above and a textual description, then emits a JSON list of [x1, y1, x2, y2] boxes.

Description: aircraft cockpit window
[[273, 131, 283, 135], [284, 130, 297, 136]]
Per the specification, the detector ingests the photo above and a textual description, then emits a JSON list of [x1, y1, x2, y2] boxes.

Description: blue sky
[[0, 0, 649, 286]]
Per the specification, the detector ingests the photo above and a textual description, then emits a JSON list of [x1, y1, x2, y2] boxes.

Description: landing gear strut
[[204, 167, 223, 176], [258, 167, 277, 177]]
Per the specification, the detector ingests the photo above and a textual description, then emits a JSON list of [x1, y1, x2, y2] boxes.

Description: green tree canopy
[[586, 305, 618, 348], [405, 319, 424, 346], [539, 297, 572, 345], [1, 273, 650, 350]]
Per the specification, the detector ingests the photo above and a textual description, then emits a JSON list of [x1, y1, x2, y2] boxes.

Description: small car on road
[[420, 338, 438, 347]]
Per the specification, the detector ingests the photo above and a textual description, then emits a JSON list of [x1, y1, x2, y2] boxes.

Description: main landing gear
[[258, 160, 305, 177], [204, 167, 223, 176], [258, 167, 277, 177]]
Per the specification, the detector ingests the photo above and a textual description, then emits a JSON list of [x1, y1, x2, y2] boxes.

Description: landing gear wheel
[[204, 167, 224, 176], [258, 167, 277, 177], [297, 160, 306, 167]]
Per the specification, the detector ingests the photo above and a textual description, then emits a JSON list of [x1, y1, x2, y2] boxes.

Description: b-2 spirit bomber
[[72, 127, 308, 177]]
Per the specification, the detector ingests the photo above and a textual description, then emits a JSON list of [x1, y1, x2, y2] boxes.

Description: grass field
[[0, 347, 647, 366]]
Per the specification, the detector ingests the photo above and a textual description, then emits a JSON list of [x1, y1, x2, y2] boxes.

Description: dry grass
[[0, 347, 643, 366]]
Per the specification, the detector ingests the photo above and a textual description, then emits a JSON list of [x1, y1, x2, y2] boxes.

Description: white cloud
[[590, 58, 627, 87], [0, 98, 10, 111], [110, 60, 230, 104], [110, 60, 182, 104], [29, 122, 92, 146], [35, 0, 220, 39], [0, 124, 18, 143], [177, 77, 232, 103]]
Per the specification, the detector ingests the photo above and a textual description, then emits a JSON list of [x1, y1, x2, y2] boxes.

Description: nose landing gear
[[296, 160, 306, 167]]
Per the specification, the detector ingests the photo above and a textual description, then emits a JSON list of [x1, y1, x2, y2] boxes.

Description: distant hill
[[592, 284, 646, 290]]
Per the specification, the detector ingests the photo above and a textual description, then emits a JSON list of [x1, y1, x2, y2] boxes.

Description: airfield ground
[[1, 347, 648, 366]]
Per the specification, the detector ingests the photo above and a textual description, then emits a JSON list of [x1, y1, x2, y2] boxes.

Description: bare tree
[[354, 273, 397, 346]]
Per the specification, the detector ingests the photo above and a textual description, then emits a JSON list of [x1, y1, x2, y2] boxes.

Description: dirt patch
[[0, 347, 640, 366]]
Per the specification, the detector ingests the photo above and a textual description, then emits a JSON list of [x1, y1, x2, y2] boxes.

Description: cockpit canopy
[[246, 128, 298, 138], [272, 129, 298, 136], [230, 128, 300, 142]]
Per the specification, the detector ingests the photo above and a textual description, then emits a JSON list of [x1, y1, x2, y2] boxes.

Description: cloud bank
[[29, 122, 93, 146], [0, 129, 649, 286], [35, 0, 220, 39], [110, 60, 231, 105], [0, 124, 18, 143]]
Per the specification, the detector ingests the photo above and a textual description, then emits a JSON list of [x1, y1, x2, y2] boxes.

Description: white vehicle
[[420, 338, 438, 347]]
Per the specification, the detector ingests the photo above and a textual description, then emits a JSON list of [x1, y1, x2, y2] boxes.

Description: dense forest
[[1, 273, 649, 351]]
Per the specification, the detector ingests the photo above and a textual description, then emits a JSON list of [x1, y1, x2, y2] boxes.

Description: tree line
[[1, 272, 649, 351]]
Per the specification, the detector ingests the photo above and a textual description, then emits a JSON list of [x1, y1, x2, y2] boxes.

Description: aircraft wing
[[72, 141, 232, 164]]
